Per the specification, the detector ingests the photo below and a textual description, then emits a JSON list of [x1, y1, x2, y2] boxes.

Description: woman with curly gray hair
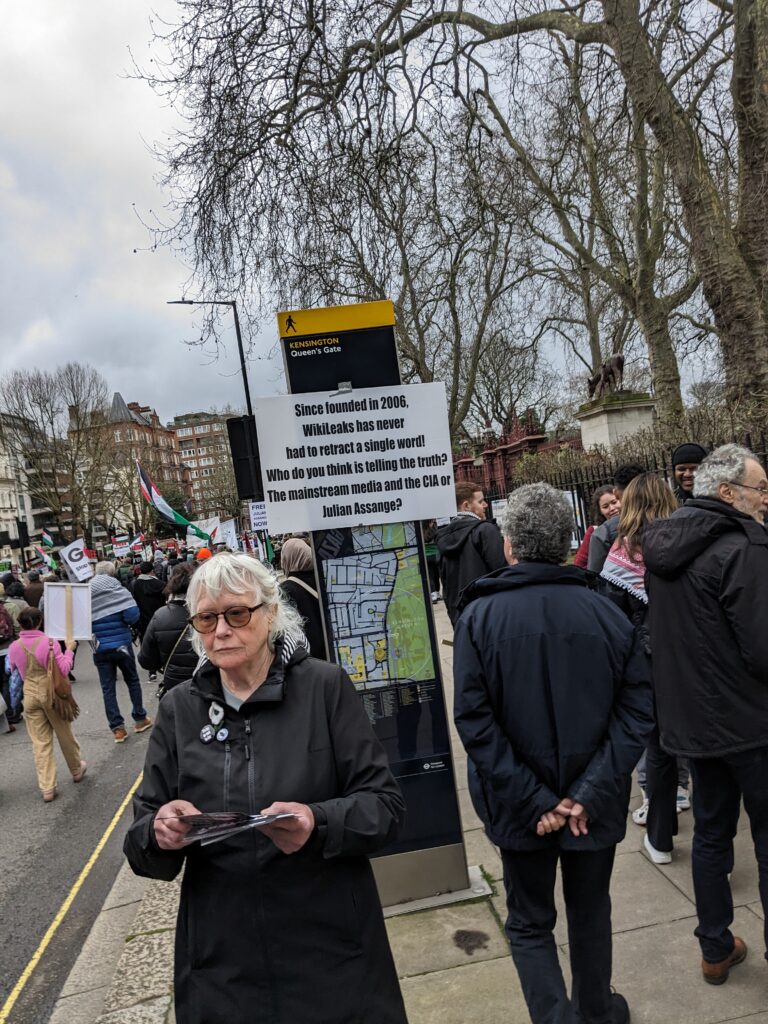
[[124, 552, 407, 1024], [454, 483, 653, 1024]]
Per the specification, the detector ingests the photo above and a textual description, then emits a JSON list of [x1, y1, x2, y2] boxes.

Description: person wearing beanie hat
[[671, 443, 708, 503], [195, 547, 212, 561]]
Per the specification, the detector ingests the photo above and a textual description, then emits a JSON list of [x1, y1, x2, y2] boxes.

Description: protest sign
[[43, 583, 92, 641], [187, 517, 220, 549], [248, 501, 269, 531], [59, 538, 94, 582], [254, 382, 455, 532], [111, 534, 130, 557], [218, 519, 239, 550]]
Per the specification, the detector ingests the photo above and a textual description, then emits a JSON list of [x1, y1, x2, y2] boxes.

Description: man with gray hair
[[453, 482, 653, 1024], [644, 444, 768, 985]]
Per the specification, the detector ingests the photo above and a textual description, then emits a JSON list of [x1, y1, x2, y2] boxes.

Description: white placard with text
[[254, 383, 456, 532]]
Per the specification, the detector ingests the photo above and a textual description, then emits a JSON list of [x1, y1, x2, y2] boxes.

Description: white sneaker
[[632, 798, 649, 826], [644, 834, 672, 864], [431, 592, 439, 604], [676, 787, 691, 812]]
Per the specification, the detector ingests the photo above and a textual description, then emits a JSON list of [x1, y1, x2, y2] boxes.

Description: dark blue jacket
[[453, 562, 653, 851], [93, 605, 140, 651]]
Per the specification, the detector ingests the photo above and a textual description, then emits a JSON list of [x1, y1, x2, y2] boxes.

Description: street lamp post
[[167, 299, 253, 417], [167, 298, 262, 502]]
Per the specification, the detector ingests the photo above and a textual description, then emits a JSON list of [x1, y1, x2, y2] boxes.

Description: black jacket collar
[[189, 641, 308, 706]]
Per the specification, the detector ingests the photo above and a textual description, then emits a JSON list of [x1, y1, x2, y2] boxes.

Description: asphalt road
[[0, 647, 159, 1024]]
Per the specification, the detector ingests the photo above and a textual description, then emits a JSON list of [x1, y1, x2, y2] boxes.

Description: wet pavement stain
[[453, 929, 490, 955]]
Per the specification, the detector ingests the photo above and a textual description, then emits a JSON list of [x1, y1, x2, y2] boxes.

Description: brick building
[[170, 411, 236, 519]]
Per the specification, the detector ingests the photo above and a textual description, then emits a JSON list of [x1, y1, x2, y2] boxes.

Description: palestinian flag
[[41, 529, 54, 547], [129, 532, 144, 551], [35, 545, 57, 570], [263, 532, 275, 563], [136, 461, 210, 541]]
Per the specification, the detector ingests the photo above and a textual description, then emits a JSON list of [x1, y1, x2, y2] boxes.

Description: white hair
[[693, 444, 755, 498], [186, 552, 304, 655], [95, 560, 117, 576]]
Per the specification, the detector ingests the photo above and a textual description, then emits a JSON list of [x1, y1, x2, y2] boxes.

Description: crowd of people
[[4, 442, 767, 1023], [441, 442, 768, 1022]]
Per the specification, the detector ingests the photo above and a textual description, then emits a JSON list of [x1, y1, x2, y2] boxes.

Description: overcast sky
[[0, 2, 284, 425]]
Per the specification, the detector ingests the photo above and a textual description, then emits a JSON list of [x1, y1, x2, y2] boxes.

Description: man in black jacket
[[644, 443, 768, 985], [454, 483, 653, 1024], [436, 481, 506, 625]]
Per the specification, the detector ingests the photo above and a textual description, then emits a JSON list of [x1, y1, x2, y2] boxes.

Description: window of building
[[196, 424, 211, 434], [200, 458, 214, 466], [177, 427, 194, 437], [114, 430, 122, 442]]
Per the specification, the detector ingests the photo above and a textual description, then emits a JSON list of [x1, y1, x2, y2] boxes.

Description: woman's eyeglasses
[[189, 605, 262, 633]]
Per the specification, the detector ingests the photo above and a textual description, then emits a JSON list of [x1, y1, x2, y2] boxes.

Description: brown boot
[[702, 936, 747, 985]]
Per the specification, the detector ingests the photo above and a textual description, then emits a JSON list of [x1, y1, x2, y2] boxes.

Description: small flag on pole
[[41, 529, 54, 548], [129, 532, 145, 551], [136, 461, 210, 541], [35, 545, 57, 570]]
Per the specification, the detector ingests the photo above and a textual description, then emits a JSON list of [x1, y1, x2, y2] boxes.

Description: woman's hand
[[259, 802, 315, 854], [65, 639, 78, 652], [153, 799, 201, 850]]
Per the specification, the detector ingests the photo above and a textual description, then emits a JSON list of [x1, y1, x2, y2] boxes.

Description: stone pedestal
[[575, 392, 657, 450]]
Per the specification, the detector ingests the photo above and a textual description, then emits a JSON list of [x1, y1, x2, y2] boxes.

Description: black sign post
[[277, 300, 468, 905]]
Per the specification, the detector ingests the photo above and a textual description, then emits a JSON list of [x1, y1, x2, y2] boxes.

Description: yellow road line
[[0, 771, 143, 1024]]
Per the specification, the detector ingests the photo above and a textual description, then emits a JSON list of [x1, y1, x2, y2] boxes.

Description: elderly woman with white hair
[[124, 552, 407, 1024]]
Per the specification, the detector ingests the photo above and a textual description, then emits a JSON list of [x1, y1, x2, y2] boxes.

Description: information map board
[[278, 301, 466, 897], [314, 522, 461, 855]]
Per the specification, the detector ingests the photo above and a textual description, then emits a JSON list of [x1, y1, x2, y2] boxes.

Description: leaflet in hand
[[156, 810, 297, 846]]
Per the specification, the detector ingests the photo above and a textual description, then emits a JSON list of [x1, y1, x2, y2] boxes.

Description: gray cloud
[[0, 1, 284, 423]]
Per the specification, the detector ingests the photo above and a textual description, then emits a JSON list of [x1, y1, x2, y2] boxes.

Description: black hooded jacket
[[453, 563, 653, 851], [124, 642, 407, 1024], [137, 599, 198, 694], [644, 497, 768, 757], [436, 515, 506, 624]]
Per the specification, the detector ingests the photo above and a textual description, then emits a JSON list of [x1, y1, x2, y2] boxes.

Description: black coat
[[644, 497, 768, 757], [453, 563, 653, 851], [132, 575, 166, 635], [436, 515, 506, 624], [124, 645, 407, 1024], [137, 599, 198, 693], [279, 571, 328, 659]]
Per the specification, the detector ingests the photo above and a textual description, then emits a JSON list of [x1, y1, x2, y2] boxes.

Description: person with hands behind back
[[453, 484, 653, 1024], [125, 552, 407, 1024]]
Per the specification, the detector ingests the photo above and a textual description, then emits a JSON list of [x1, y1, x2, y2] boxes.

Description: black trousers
[[689, 747, 768, 963], [501, 845, 617, 1024], [646, 725, 679, 853]]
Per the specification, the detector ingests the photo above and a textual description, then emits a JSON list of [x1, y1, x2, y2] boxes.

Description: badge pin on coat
[[209, 702, 224, 727]]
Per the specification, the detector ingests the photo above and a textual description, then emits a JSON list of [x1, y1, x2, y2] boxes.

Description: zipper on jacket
[[244, 717, 256, 815], [223, 741, 232, 811]]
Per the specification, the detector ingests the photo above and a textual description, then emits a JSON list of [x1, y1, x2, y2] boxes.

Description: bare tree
[[0, 363, 116, 542], [140, 0, 766, 411]]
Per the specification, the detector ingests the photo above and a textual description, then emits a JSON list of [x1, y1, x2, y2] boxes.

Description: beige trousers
[[23, 674, 82, 792]]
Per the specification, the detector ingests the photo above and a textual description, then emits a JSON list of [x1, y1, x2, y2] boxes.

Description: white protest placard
[[59, 538, 94, 582], [491, 499, 507, 523], [218, 519, 239, 550], [112, 534, 130, 557], [254, 382, 456, 532], [249, 501, 269, 531], [43, 582, 92, 641], [187, 517, 220, 549]]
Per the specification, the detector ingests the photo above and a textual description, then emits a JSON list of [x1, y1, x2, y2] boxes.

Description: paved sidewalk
[[50, 603, 768, 1024]]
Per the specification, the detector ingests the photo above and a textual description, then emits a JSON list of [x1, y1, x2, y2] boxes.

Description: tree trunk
[[634, 296, 685, 424], [603, 0, 768, 411]]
